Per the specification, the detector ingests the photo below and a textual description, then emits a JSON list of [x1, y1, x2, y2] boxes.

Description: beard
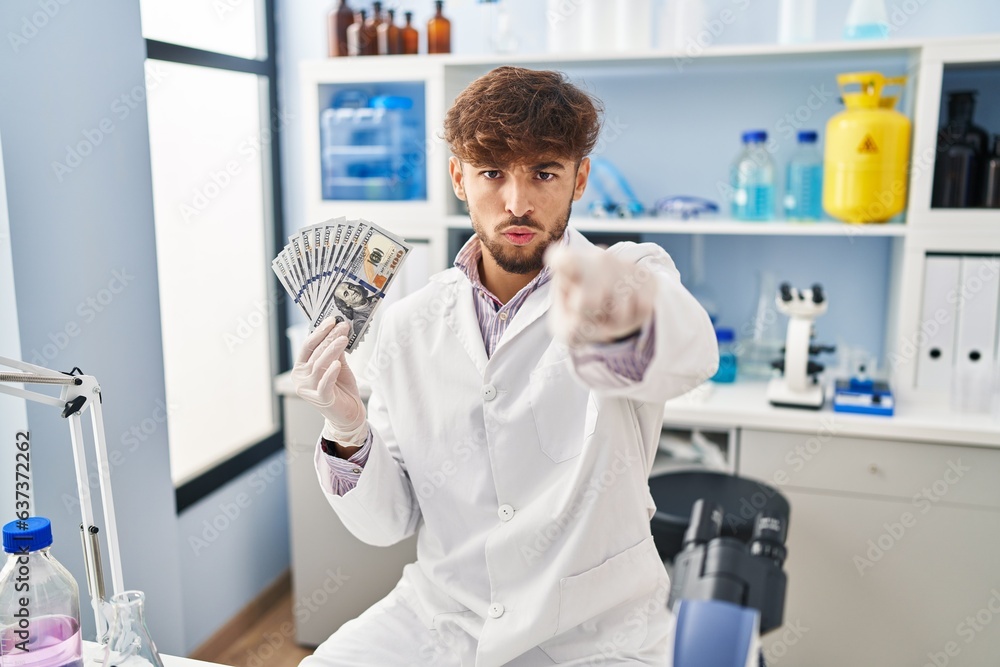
[[470, 200, 573, 275]]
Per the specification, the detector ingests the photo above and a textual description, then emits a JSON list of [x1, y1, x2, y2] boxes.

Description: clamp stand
[[0, 355, 124, 641]]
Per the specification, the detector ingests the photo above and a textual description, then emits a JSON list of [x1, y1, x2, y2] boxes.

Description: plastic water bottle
[[784, 130, 824, 221], [0, 517, 83, 667], [711, 328, 738, 383], [844, 0, 889, 40], [731, 130, 775, 221]]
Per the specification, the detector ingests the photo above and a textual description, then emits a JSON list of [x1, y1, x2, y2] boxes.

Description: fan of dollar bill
[[272, 217, 411, 352]]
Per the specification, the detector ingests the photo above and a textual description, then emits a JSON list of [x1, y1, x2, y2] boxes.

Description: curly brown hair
[[443, 66, 603, 168]]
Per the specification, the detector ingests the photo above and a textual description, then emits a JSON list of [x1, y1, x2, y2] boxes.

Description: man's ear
[[572, 157, 591, 201], [449, 156, 467, 201]]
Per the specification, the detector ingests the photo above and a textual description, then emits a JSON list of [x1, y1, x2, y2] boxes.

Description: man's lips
[[501, 227, 538, 246]]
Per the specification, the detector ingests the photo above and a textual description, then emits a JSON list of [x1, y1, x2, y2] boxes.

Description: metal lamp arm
[[0, 354, 125, 642]]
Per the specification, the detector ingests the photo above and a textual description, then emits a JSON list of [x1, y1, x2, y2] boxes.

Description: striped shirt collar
[[453, 229, 569, 309]]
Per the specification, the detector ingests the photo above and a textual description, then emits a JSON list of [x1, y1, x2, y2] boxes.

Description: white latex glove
[[291, 318, 368, 444], [545, 244, 657, 347]]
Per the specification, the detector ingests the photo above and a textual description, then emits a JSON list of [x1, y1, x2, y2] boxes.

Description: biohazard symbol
[[858, 134, 879, 154]]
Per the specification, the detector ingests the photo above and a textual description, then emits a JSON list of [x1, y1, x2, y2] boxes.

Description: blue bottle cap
[[798, 130, 818, 143], [742, 130, 768, 143], [715, 327, 735, 343], [3, 517, 53, 553]]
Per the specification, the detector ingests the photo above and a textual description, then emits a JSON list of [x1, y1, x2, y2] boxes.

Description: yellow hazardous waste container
[[823, 71, 912, 223]]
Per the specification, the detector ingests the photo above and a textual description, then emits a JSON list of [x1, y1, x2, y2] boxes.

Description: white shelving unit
[[445, 214, 909, 237], [297, 38, 1000, 665], [301, 32, 1000, 400]]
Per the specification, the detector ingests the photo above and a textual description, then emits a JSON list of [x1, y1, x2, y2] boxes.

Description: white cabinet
[[740, 428, 1000, 667], [283, 391, 417, 646]]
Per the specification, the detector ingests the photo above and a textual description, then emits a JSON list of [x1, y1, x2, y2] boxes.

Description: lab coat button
[[488, 603, 505, 618], [482, 384, 498, 401], [498, 504, 514, 522]]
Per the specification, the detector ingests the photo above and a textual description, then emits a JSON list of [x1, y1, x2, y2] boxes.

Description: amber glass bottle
[[401, 11, 419, 54], [346, 9, 365, 56], [378, 8, 401, 55], [427, 0, 451, 54], [360, 3, 381, 56], [327, 0, 354, 57]]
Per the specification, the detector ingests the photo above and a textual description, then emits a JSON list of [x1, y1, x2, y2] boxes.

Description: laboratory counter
[[276, 371, 999, 448], [83, 642, 221, 666], [663, 381, 1000, 448]]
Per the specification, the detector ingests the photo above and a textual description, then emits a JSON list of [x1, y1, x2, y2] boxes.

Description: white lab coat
[[312, 227, 719, 666]]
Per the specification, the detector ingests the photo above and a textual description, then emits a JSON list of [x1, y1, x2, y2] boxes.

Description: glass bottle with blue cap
[[784, 130, 824, 221], [0, 517, 83, 667], [730, 130, 775, 221]]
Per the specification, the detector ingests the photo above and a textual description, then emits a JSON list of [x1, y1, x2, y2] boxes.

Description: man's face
[[449, 155, 591, 275], [335, 282, 367, 307]]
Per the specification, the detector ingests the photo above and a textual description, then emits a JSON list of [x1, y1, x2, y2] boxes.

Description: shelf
[[307, 37, 945, 71], [444, 215, 908, 237], [662, 381, 1000, 448], [305, 34, 999, 74]]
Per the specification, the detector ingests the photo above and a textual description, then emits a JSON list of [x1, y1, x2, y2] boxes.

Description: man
[[295, 66, 718, 666], [332, 281, 377, 338]]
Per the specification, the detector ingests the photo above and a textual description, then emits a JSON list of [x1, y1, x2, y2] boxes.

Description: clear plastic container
[[843, 0, 889, 40], [731, 130, 775, 221], [784, 130, 824, 221], [711, 328, 738, 383], [778, 0, 816, 44], [319, 85, 426, 202], [0, 517, 83, 667]]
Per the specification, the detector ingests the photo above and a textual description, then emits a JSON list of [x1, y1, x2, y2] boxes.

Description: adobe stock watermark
[[224, 286, 286, 352], [26, 268, 134, 368], [762, 619, 809, 664], [242, 567, 352, 667], [179, 109, 294, 223], [888, 258, 999, 371], [922, 588, 1000, 667], [716, 82, 835, 206], [361, 287, 458, 385], [51, 64, 169, 182], [545, 0, 583, 27], [673, 0, 752, 71], [886, 0, 933, 35], [853, 459, 970, 576], [588, 579, 670, 664], [521, 446, 641, 565], [8, 0, 72, 54], [591, 116, 629, 158], [213, 0, 250, 20], [189, 441, 308, 556], [61, 398, 180, 514]]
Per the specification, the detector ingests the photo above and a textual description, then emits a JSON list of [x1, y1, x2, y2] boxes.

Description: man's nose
[[503, 181, 534, 219]]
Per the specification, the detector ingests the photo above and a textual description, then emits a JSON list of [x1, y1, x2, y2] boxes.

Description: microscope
[[666, 500, 790, 667], [766, 282, 835, 409]]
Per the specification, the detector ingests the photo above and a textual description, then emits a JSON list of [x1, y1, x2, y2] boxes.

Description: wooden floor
[[192, 587, 315, 667]]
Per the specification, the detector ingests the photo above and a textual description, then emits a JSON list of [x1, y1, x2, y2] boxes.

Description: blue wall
[[0, 0, 186, 651], [1, 0, 291, 655], [0, 130, 25, 525], [645, 234, 894, 364], [177, 454, 291, 651]]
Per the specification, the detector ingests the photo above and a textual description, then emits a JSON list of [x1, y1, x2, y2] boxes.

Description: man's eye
[[481, 170, 501, 179], [537, 172, 555, 181]]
